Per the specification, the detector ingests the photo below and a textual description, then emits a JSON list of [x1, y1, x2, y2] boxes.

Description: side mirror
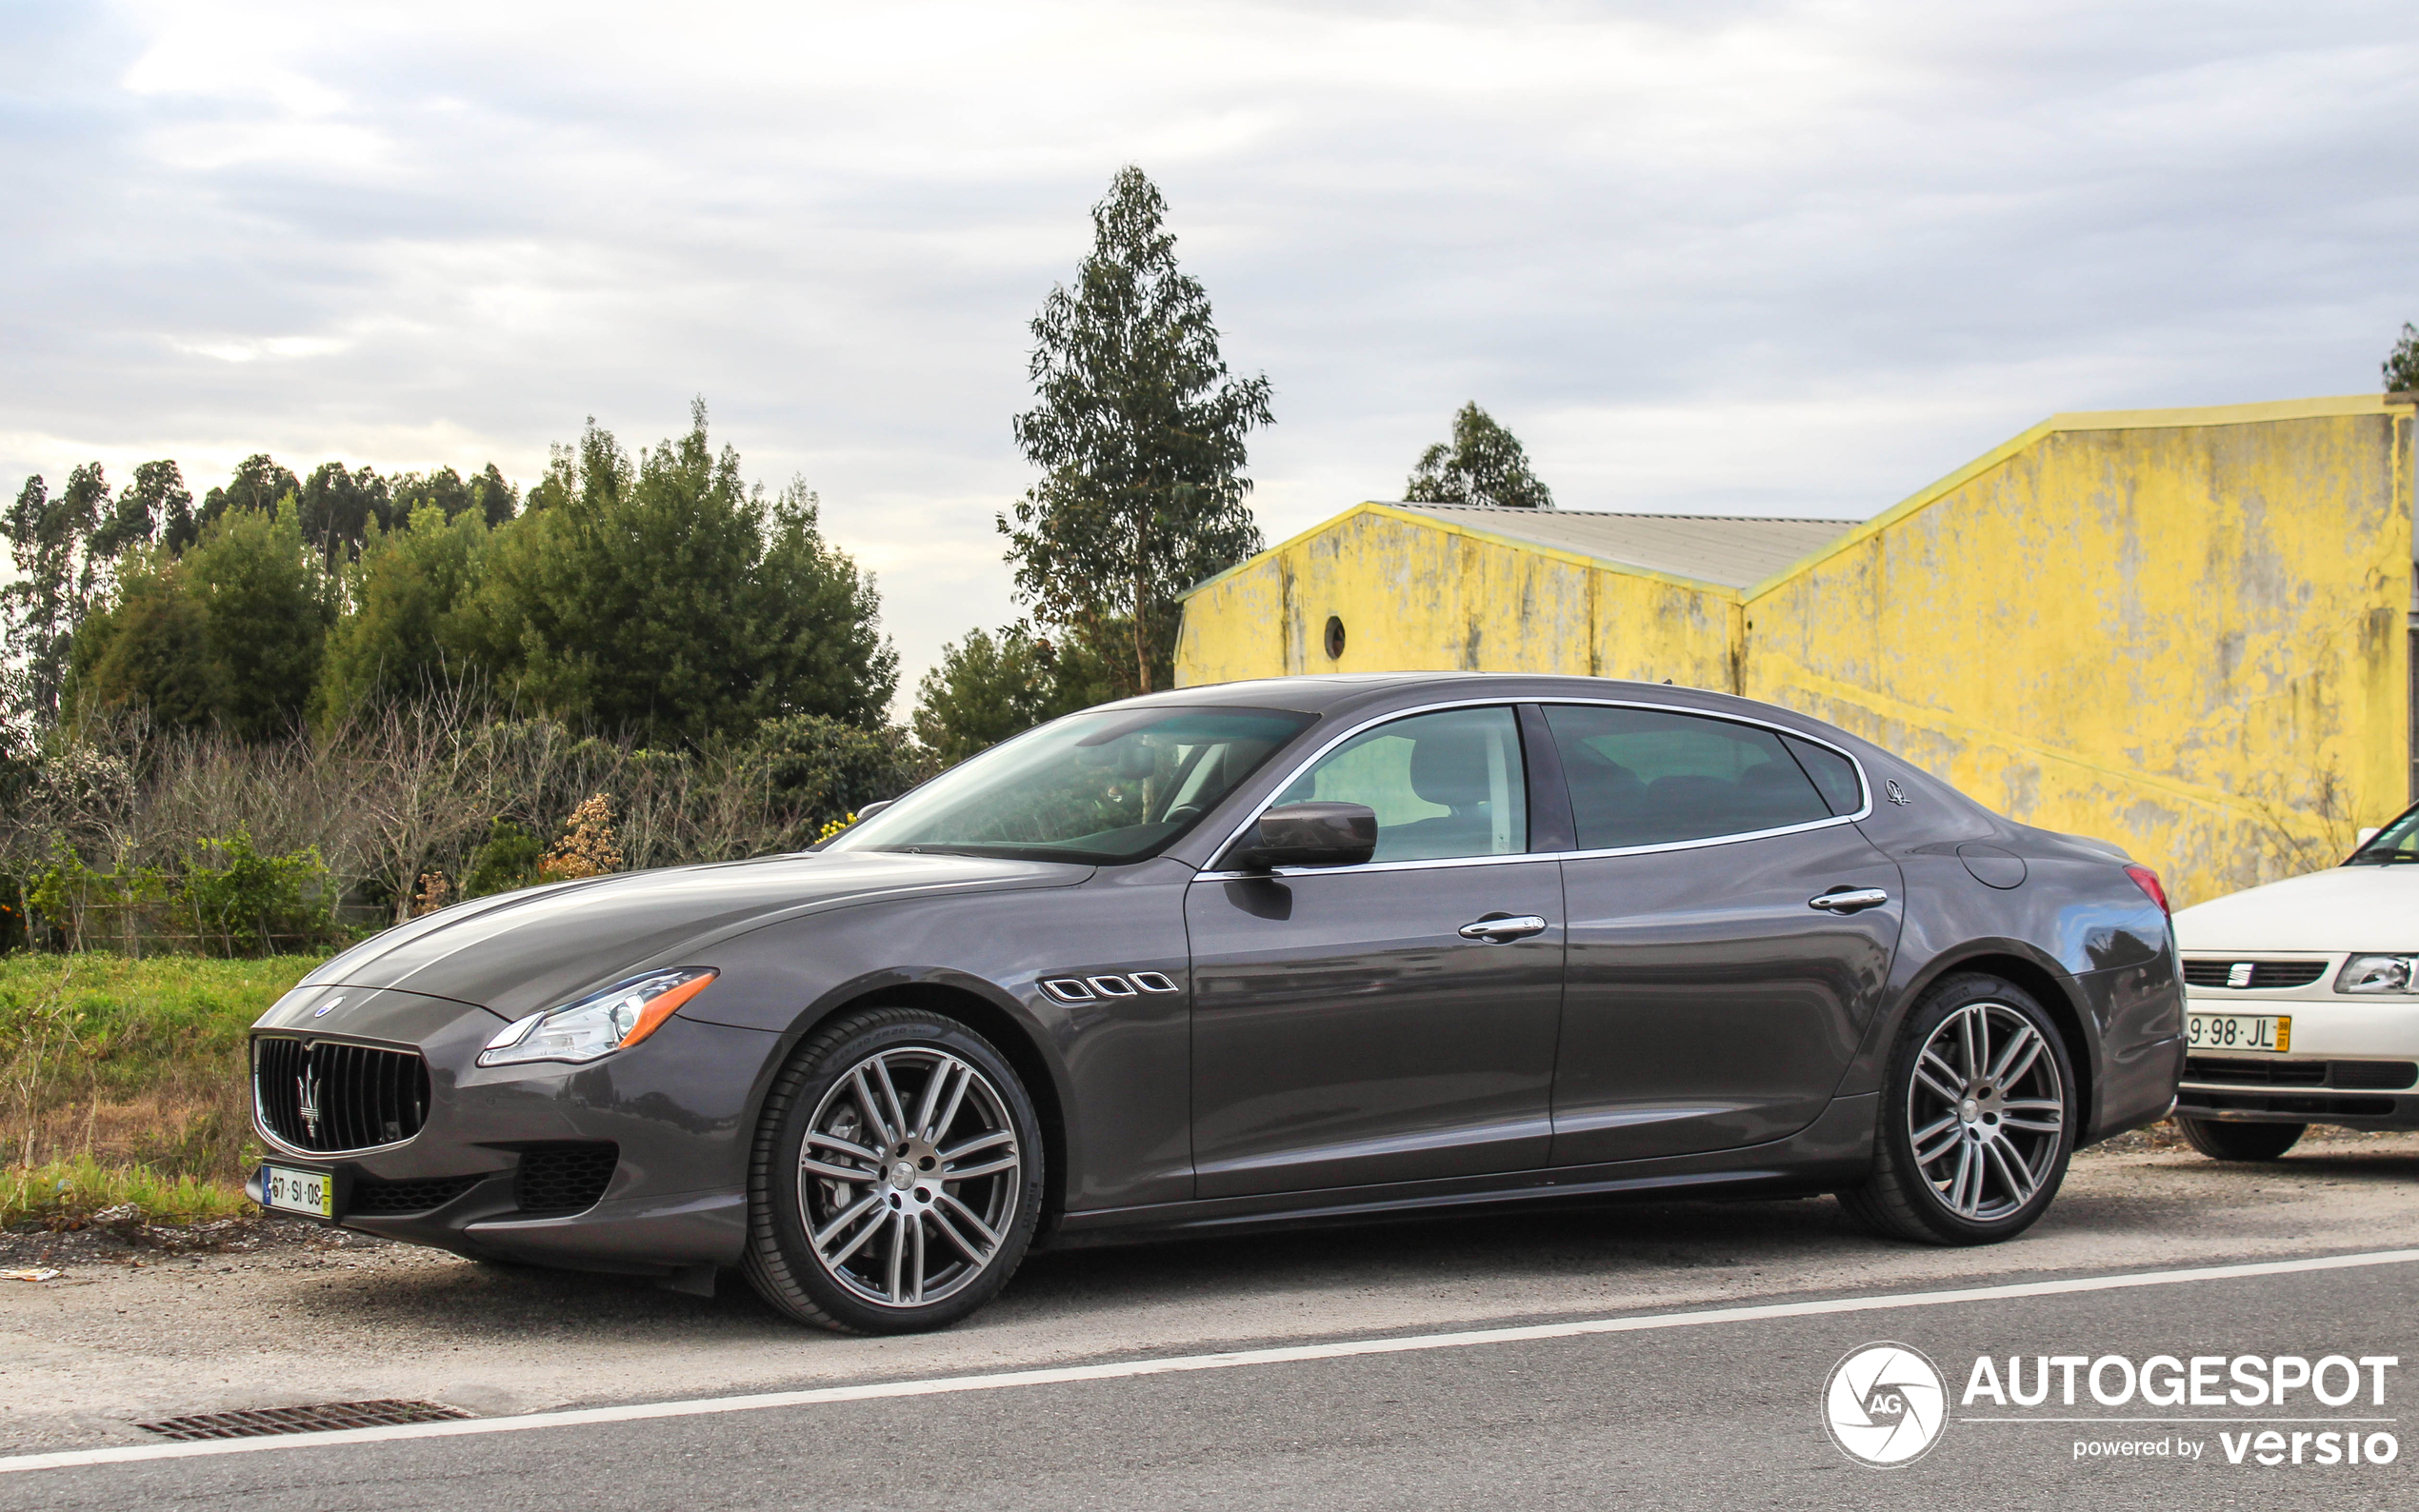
[[854, 800, 893, 822], [1226, 802, 1377, 871]]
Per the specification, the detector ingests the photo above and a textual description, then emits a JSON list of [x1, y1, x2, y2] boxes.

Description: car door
[[1186, 705, 1566, 1199], [1541, 702, 1903, 1166]]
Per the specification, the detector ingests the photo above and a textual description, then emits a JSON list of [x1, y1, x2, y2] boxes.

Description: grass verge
[[1, 952, 326, 1227]]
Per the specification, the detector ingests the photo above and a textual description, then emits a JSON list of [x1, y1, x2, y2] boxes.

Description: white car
[[2169, 809, 2419, 1160]]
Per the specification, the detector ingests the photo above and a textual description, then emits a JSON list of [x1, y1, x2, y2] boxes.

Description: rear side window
[[1781, 733, 1864, 816], [1544, 705, 1834, 850]]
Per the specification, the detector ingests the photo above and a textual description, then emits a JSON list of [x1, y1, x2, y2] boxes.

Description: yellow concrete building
[[1174, 394, 2419, 906]]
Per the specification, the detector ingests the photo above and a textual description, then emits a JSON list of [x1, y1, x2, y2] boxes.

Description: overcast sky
[[6, 1, 2414, 701]]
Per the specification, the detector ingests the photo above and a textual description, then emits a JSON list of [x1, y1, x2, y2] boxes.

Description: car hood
[[293, 850, 1093, 1020], [2172, 864, 2419, 954]]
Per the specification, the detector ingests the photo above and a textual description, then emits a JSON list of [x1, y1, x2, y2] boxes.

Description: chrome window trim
[[1192, 694, 1873, 882]]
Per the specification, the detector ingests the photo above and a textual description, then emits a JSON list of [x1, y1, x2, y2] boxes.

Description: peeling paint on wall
[[1176, 398, 2416, 908]]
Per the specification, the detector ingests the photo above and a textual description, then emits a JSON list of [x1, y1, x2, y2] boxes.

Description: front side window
[[830, 706, 1313, 865], [1269, 706, 1529, 863], [1546, 705, 1835, 850]]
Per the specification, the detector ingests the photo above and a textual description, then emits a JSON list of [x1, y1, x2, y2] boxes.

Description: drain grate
[[137, 1400, 472, 1441]]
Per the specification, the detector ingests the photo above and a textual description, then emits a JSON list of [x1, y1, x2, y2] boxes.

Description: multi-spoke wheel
[[1837, 974, 2076, 1245], [744, 1007, 1043, 1333]]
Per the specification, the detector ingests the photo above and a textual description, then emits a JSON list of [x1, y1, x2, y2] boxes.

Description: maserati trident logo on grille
[[297, 1065, 324, 1142]]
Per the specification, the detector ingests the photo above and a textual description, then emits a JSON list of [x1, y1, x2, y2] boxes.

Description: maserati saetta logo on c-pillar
[[1825, 1343, 1948, 1466]]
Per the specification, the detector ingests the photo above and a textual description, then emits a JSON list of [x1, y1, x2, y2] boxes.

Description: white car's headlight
[[478, 968, 718, 1067], [2335, 955, 2419, 995]]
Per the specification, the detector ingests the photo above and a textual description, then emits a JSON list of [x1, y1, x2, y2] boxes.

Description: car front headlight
[[477, 968, 718, 1067], [2335, 955, 2419, 995]]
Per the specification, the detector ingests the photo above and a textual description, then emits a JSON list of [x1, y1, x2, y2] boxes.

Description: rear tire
[[2176, 1117, 2305, 1162], [1837, 973, 2076, 1245], [742, 1006, 1043, 1335]]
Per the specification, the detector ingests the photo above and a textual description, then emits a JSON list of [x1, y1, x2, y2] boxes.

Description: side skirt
[[1042, 1092, 1878, 1249]]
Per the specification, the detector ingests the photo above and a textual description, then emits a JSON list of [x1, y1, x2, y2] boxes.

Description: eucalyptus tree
[[1404, 402, 1555, 510], [1002, 166, 1273, 699]]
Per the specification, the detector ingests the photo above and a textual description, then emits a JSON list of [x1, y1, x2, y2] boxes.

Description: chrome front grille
[[253, 1037, 430, 1152]]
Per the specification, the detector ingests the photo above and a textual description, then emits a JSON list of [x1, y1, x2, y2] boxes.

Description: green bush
[[461, 816, 544, 898], [179, 830, 334, 955]]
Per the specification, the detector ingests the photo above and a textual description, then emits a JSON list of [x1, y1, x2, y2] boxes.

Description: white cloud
[[3, 0, 2413, 700]]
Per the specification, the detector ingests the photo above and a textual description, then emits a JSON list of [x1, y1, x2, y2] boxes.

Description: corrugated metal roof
[[1389, 504, 1854, 589]]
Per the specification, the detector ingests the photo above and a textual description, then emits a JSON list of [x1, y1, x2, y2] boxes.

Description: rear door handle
[[1809, 887, 1890, 913], [1458, 914, 1549, 943]]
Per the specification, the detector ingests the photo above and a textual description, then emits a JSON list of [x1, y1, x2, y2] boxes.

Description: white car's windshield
[[2347, 805, 2419, 865], [826, 706, 1314, 865]]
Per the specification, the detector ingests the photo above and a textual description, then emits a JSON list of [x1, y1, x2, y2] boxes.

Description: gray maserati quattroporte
[[249, 674, 2184, 1332]]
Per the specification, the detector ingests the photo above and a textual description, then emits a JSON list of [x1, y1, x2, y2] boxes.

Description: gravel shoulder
[[5, 1124, 2417, 1457]]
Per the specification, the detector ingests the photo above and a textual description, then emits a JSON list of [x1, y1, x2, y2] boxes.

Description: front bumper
[[247, 994, 776, 1274], [2177, 986, 2419, 1128]]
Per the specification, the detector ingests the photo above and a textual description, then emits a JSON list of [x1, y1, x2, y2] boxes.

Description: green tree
[[313, 505, 490, 728], [390, 464, 517, 529], [93, 461, 186, 560], [68, 501, 335, 738], [3, 464, 108, 725], [1002, 165, 1273, 699], [200, 454, 301, 529], [69, 554, 213, 729], [186, 500, 337, 738], [911, 625, 1072, 766], [455, 406, 896, 744], [299, 462, 392, 561], [2387, 323, 2419, 393], [1404, 403, 1555, 509]]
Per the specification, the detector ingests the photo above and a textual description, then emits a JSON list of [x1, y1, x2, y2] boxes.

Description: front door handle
[[1458, 914, 1549, 943], [1809, 887, 1890, 914]]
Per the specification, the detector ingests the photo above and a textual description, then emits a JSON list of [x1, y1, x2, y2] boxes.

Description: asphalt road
[[7, 1254, 2415, 1510], [6, 1130, 2419, 1507]]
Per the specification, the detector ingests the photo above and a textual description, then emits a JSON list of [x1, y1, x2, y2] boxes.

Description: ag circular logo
[[1824, 1343, 1948, 1466]]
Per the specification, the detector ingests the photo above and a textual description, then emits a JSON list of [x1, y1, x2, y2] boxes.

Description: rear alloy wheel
[[2177, 1117, 2305, 1162], [744, 1007, 1043, 1334], [1838, 974, 2076, 1244]]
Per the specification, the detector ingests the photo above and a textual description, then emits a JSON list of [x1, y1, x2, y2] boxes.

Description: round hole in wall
[[1324, 615, 1346, 660]]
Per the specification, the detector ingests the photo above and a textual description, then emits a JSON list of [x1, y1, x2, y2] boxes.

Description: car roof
[[1112, 672, 1740, 718]]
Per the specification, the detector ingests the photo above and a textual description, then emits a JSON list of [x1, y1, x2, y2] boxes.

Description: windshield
[[2346, 804, 2419, 865], [826, 706, 1315, 865]]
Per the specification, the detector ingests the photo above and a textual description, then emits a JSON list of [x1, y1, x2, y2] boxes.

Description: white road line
[[8, 1246, 2417, 1476]]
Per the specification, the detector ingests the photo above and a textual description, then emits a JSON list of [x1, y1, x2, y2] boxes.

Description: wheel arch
[[1901, 945, 2100, 1138], [745, 973, 1076, 1237]]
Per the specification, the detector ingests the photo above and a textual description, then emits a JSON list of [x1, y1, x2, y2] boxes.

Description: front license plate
[[2187, 1012, 2290, 1053], [260, 1164, 335, 1219]]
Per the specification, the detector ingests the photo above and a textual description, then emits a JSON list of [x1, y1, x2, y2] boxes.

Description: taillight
[[2125, 865, 2169, 917]]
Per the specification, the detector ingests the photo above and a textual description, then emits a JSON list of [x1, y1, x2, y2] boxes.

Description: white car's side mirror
[[2358, 827, 2381, 846]]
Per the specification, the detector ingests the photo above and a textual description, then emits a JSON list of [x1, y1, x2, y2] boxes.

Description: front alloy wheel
[[1838, 974, 2075, 1244], [745, 1007, 1043, 1333]]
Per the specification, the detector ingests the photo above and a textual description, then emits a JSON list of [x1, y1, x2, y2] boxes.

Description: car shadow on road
[[272, 1142, 2419, 1346]]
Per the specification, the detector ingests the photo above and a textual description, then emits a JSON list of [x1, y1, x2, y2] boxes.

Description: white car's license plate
[[260, 1164, 335, 1219], [2187, 1012, 2291, 1053]]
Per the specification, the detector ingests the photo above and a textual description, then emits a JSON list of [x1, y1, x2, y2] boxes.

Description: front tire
[[2177, 1117, 2305, 1162], [1837, 974, 2076, 1245], [743, 1006, 1044, 1334]]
